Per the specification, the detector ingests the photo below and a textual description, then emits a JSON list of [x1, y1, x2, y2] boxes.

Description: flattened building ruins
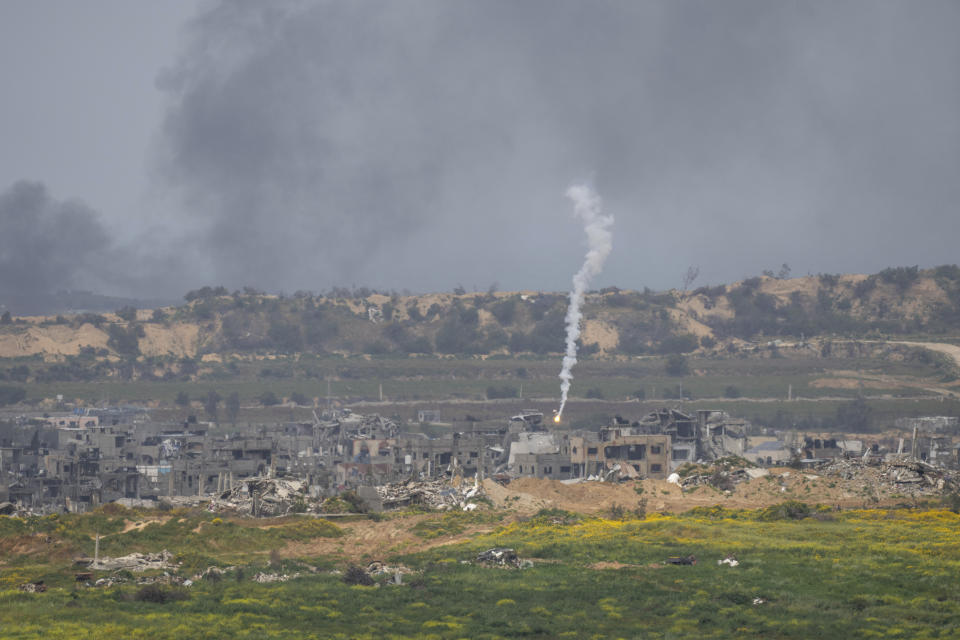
[[0, 405, 760, 512]]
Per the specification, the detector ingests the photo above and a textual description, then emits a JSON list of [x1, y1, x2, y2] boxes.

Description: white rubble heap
[[374, 477, 484, 511], [818, 457, 957, 496], [211, 476, 311, 516], [89, 550, 177, 572]]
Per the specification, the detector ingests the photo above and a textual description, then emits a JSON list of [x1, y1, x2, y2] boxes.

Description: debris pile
[[335, 411, 399, 439], [89, 550, 177, 572], [882, 460, 954, 492], [374, 478, 484, 511], [365, 561, 414, 578], [252, 572, 300, 584], [817, 457, 957, 497], [476, 547, 524, 569], [676, 460, 764, 491], [718, 554, 739, 567], [364, 561, 415, 585], [215, 476, 311, 516], [18, 581, 46, 593], [87, 572, 191, 588]]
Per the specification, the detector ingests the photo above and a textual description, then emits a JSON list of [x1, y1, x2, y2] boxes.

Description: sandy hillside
[[581, 319, 619, 352], [0, 323, 109, 358], [667, 308, 714, 339], [676, 293, 736, 322], [139, 323, 200, 358]]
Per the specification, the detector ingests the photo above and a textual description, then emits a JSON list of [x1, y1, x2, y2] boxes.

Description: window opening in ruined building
[[587, 447, 598, 455], [650, 463, 662, 473], [604, 446, 622, 459], [650, 445, 662, 454], [627, 445, 645, 460], [672, 449, 689, 460]]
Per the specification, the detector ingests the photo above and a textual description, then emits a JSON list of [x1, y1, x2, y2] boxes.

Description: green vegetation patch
[[3, 505, 960, 638]]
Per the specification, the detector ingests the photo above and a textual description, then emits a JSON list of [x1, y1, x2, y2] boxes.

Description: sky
[[1, 0, 958, 300]]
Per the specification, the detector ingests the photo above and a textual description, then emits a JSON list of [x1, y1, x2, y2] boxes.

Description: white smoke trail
[[557, 184, 613, 420]]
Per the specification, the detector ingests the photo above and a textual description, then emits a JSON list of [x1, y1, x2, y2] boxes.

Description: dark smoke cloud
[[156, 1, 960, 293], [0, 181, 113, 295]]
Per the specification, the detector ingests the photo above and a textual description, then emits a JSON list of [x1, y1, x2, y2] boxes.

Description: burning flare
[[556, 184, 614, 421]]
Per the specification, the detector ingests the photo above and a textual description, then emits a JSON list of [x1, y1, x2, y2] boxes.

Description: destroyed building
[[623, 409, 747, 471], [4, 401, 955, 514]]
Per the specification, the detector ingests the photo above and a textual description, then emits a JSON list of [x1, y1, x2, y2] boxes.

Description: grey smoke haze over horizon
[[1, 1, 958, 300]]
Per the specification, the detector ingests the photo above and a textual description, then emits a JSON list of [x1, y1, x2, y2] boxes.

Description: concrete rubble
[[476, 547, 525, 569], [816, 457, 957, 497], [18, 581, 46, 593], [366, 561, 415, 585], [370, 477, 484, 511], [718, 554, 739, 567], [252, 571, 300, 583], [89, 550, 177, 572], [213, 476, 311, 517], [676, 458, 758, 491]]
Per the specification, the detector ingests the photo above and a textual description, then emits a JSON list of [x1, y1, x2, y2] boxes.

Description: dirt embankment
[[483, 472, 905, 515], [280, 469, 915, 562]]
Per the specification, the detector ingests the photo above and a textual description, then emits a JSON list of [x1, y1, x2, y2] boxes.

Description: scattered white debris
[[89, 550, 177, 572]]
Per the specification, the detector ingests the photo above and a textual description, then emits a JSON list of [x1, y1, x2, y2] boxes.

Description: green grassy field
[[1, 504, 959, 638], [12, 352, 948, 405]]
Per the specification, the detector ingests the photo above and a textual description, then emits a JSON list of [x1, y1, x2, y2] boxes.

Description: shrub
[[878, 265, 919, 293], [342, 565, 374, 586], [338, 491, 367, 513], [132, 584, 189, 604], [664, 354, 689, 377], [115, 306, 138, 322], [758, 501, 813, 521]]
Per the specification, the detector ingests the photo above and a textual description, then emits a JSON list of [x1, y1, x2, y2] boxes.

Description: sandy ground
[[483, 472, 900, 515], [280, 514, 499, 562]]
